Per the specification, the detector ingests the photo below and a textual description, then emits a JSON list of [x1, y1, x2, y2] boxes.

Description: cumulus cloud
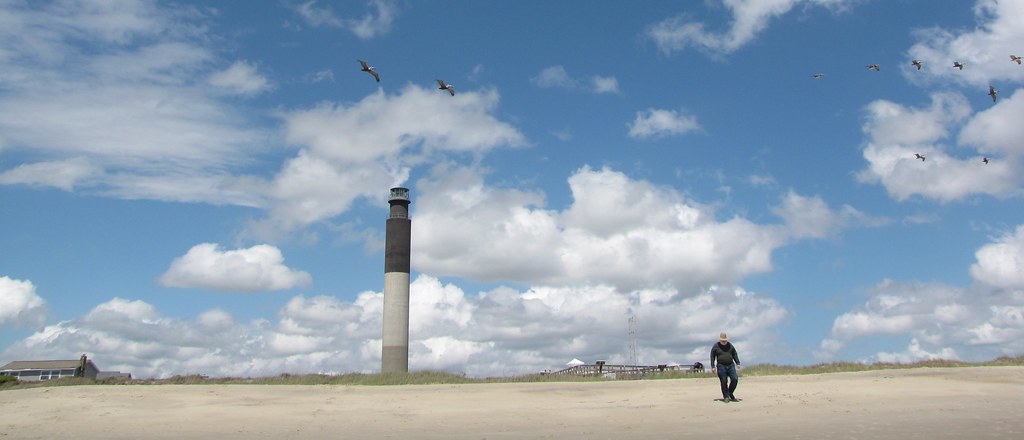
[[159, 243, 312, 292], [0, 276, 47, 327], [254, 85, 524, 234], [208, 60, 271, 95], [906, 0, 1024, 86], [292, 0, 397, 39], [646, 0, 855, 56], [819, 225, 1024, 363], [959, 88, 1024, 159], [772, 190, 889, 239], [0, 2, 522, 232], [412, 165, 855, 292], [627, 108, 700, 139], [1, 275, 788, 378], [857, 91, 1024, 202], [0, 1, 270, 205], [970, 225, 1024, 290]]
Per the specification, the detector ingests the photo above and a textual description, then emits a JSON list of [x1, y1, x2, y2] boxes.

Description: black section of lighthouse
[[381, 187, 411, 373]]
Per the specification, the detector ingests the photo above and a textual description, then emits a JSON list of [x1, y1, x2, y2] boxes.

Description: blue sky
[[2, 0, 1023, 378]]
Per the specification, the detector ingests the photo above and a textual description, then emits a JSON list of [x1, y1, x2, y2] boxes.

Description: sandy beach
[[2, 366, 1022, 439]]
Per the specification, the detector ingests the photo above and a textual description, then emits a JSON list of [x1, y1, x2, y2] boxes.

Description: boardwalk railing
[[551, 363, 705, 379]]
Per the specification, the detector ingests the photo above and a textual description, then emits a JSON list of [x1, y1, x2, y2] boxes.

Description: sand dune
[[2, 366, 1021, 439]]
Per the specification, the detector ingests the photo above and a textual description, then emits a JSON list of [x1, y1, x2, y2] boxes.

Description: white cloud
[[293, 0, 397, 39], [970, 225, 1024, 290], [627, 108, 700, 139], [906, 0, 1024, 87], [772, 191, 841, 239], [531, 66, 619, 94], [0, 1, 271, 205], [159, 243, 312, 292], [281, 86, 522, 164], [294, 1, 343, 27], [0, 275, 788, 378], [857, 91, 1024, 202], [0, 276, 47, 327], [304, 69, 334, 83], [591, 75, 620, 94], [0, 158, 102, 191], [347, 0, 397, 39], [748, 174, 777, 187], [412, 165, 815, 292], [254, 85, 524, 234], [873, 338, 960, 364], [646, 0, 854, 56], [959, 88, 1024, 158], [820, 224, 1024, 362], [771, 190, 887, 239], [208, 60, 271, 95], [531, 65, 576, 89]]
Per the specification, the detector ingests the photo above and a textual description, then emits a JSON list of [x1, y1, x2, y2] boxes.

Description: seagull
[[983, 157, 990, 164], [867, 64, 880, 71], [1012, 55, 1022, 65], [915, 153, 926, 161], [953, 61, 964, 70], [912, 60, 923, 70], [812, 73, 825, 79], [359, 60, 380, 82], [989, 85, 998, 102], [436, 79, 455, 96]]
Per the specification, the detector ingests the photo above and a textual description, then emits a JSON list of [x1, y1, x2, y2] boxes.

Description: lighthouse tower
[[381, 187, 411, 373]]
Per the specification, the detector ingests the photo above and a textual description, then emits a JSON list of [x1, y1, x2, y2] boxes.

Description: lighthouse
[[381, 187, 411, 373]]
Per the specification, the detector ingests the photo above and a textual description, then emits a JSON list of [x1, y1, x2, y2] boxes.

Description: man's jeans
[[717, 363, 738, 399]]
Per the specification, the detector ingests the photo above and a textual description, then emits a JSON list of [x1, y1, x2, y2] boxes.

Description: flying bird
[[1012, 55, 1022, 65], [812, 73, 825, 79], [953, 61, 964, 70], [983, 157, 990, 164], [359, 60, 380, 82], [436, 79, 455, 96], [989, 85, 998, 102], [915, 153, 926, 161], [912, 60, 923, 70], [867, 64, 880, 71]]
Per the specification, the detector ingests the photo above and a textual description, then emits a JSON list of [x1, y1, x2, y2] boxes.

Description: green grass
[[2, 355, 1022, 391]]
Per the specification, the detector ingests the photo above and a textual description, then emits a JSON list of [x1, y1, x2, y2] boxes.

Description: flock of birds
[[359, 55, 1018, 166], [814, 55, 1024, 165], [811, 54, 1019, 102], [359, 59, 454, 96], [814, 55, 1022, 103]]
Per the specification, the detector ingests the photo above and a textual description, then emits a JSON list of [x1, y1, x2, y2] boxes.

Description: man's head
[[719, 332, 729, 344]]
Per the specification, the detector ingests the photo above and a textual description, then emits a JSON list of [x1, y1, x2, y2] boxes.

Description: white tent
[[566, 358, 585, 367]]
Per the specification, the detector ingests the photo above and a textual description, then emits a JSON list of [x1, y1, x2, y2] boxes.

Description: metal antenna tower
[[628, 315, 638, 366]]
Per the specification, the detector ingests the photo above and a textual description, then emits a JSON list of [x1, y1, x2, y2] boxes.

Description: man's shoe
[[729, 396, 739, 402]]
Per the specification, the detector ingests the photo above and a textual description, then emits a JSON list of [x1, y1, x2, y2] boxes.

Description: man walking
[[711, 332, 740, 402]]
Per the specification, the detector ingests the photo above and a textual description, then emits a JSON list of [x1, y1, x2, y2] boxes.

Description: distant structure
[[627, 315, 638, 366], [552, 361, 702, 379], [0, 354, 101, 381], [96, 371, 132, 380], [381, 187, 412, 373]]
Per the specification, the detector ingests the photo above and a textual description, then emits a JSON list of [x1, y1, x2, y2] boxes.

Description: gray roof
[[1, 360, 90, 371]]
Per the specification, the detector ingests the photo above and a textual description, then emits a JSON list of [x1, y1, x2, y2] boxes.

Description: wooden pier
[[550, 361, 705, 379]]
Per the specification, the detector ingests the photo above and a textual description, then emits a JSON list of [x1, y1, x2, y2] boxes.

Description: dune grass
[[2, 355, 1022, 391]]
